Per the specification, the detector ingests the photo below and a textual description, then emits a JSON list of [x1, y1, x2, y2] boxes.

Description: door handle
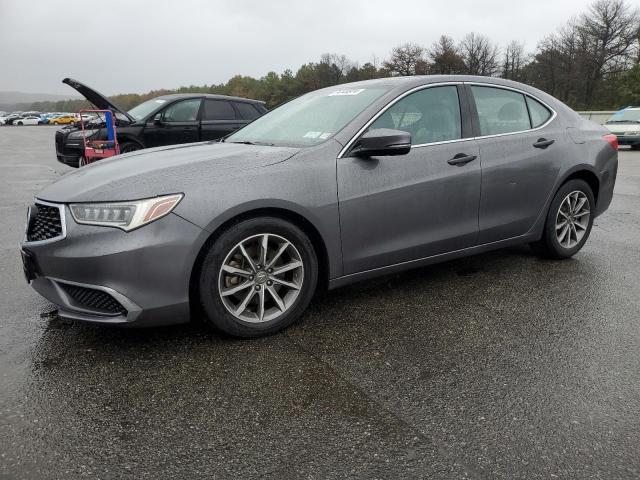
[[533, 138, 554, 149], [447, 153, 477, 166]]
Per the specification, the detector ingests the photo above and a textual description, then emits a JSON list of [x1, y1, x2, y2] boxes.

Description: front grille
[[27, 203, 63, 242], [61, 284, 127, 315], [55, 130, 64, 155]]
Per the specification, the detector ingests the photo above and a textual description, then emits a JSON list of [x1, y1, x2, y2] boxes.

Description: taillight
[[603, 133, 618, 151]]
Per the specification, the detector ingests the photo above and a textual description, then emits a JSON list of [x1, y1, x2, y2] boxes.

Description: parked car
[[15, 116, 41, 126], [2, 113, 23, 125], [55, 78, 268, 168], [604, 106, 640, 149], [21, 76, 618, 337], [49, 114, 75, 125]]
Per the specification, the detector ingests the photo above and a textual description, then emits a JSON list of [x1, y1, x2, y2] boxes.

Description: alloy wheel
[[218, 233, 304, 323], [555, 190, 590, 249]]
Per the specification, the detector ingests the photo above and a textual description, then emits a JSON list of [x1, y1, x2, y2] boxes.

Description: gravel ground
[[1, 126, 639, 479]]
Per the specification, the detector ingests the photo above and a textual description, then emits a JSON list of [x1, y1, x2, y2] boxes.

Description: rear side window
[[369, 85, 461, 145], [203, 100, 236, 121], [526, 96, 552, 128], [234, 102, 262, 120], [472, 86, 530, 136]]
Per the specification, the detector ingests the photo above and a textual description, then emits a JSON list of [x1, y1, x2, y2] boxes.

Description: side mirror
[[153, 113, 164, 126], [352, 128, 411, 157]]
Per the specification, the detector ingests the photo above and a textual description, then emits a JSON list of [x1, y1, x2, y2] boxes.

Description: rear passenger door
[[201, 99, 245, 141], [468, 84, 563, 244]]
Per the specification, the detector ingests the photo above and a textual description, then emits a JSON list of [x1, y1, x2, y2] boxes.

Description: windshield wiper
[[227, 140, 276, 146], [607, 120, 640, 124]]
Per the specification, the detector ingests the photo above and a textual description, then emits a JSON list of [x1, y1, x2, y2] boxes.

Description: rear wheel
[[198, 217, 318, 337], [531, 179, 594, 259]]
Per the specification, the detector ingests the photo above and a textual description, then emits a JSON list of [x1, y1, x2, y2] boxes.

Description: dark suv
[[55, 78, 267, 167]]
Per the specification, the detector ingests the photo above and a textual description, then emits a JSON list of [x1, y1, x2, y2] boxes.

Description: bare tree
[[502, 41, 529, 80], [382, 43, 427, 76], [459, 32, 500, 76], [578, 0, 640, 100], [428, 35, 465, 74], [320, 53, 354, 83]]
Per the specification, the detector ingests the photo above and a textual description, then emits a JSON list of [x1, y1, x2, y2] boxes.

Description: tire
[[531, 179, 595, 259], [119, 142, 141, 154], [631, 145, 640, 151], [17, 121, 23, 126], [198, 217, 318, 337]]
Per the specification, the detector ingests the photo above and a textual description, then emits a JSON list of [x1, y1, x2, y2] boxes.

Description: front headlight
[[69, 194, 183, 231], [68, 129, 99, 139]]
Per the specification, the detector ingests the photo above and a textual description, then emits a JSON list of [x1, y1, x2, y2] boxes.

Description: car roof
[[154, 93, 266, 105]]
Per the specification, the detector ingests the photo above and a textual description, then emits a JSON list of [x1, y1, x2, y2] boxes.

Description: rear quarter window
[[526, 96, 552, 128], [234, 102, 262, 120]]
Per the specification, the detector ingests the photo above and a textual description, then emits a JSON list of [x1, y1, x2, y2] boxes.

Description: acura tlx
[[21, 75, 617, 337]]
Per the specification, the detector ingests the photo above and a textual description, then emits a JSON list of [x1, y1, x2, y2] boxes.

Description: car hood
[[605, 123, 640, 134], [38, 142, 300, 203], [63, 78, 135, 123]]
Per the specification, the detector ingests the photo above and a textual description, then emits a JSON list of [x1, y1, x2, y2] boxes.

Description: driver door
[[337, 85, 481, 274], [143, 98, 202, 147]]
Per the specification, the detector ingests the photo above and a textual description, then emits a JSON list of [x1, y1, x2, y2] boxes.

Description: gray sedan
[[21, 76, 618, 337]]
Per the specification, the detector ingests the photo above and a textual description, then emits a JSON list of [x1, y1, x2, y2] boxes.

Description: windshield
[[606, 109, 640, 124], [226, 86, 390, 147], [128, 98, 168, 120]]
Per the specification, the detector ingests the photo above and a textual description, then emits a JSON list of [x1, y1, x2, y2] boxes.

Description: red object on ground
[[79, 109, 120, 166]]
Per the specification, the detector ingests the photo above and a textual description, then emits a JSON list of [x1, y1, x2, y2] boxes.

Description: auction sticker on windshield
[[328, 89, 365, 96]]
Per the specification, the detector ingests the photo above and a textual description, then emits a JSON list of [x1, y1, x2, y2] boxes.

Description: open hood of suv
[[63, 78, 134, 123]]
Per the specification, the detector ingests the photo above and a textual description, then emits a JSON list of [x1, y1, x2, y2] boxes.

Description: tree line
[[28, 0, 640, 114]]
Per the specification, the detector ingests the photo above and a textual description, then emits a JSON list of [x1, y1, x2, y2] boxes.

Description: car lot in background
[[14, 116, 40, 126], [0, 125, 639, 478], [48, 114, 75, 125], [54, 78, 267, 168]]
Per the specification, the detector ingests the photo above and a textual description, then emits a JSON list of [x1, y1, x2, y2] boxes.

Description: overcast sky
[[0, 0, 590, 96]]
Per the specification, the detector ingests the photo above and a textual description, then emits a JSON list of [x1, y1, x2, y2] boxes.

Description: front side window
[[162, 99, 201, 122], [472, 86, 530, 136], [226, 86, 391, 147], [368, 86, 461, 145], [204, 100, 236, 121]]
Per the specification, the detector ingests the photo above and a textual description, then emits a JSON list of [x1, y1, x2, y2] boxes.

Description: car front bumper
[[615, 134, 640, 146], [55, 129, 82, 167], [21, 204, 207, 327]]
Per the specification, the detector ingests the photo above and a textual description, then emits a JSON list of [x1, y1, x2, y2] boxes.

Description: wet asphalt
[[0, 126, 639, 479]]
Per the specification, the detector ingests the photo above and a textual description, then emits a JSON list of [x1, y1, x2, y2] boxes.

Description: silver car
[[21, 76, 618, 337]]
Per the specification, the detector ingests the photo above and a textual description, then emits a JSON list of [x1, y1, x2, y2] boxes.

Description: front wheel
[[119, 142, 141, 154], [198, 217, 318, 337], [532, 179, 595, 259]]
